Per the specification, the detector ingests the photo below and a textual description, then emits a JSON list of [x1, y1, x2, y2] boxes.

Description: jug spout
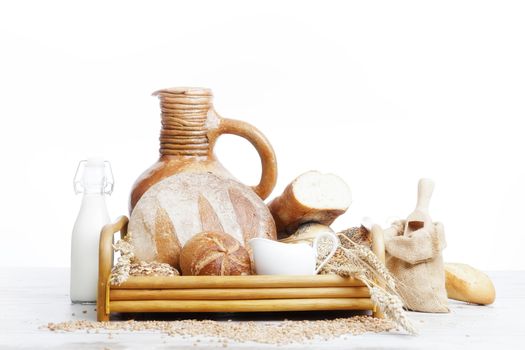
[[248, 237, 274, 250], [249, 237, 308, 253]]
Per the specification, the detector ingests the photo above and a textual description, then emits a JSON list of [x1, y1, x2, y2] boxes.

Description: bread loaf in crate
[[129, 172, 277, 268]]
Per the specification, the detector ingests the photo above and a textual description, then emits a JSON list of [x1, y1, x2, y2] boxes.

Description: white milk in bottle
[[70, 158, 114, 303]]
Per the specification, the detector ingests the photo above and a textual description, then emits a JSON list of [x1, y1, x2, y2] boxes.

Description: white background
[[1, 0, 524, 270]]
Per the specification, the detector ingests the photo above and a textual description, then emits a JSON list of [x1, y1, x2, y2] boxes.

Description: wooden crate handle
[[97, 215, 129, 321]]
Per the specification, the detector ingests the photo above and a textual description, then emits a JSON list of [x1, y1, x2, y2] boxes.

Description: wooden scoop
[[404, 178, 435, 236]]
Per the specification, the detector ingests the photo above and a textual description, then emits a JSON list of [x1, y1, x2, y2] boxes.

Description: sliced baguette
[[268, 171, 352, 238]]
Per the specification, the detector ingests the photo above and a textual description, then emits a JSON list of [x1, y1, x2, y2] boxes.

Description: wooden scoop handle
[[416, 178, 435, 211]]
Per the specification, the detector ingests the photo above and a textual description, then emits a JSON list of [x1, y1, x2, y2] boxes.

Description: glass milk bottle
[[70, 158, 114, 303]]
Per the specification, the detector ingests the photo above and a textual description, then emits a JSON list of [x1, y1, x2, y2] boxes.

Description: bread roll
[[445, 263, 496, 305], [180, 231, 251, 276]]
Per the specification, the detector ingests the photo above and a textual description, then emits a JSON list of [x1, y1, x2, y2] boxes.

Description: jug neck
[[154, 87, 214, 158]]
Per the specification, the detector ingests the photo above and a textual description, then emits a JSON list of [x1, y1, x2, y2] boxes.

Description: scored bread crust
[[179, 231, 251, 276], [129, 172, 276, 269]]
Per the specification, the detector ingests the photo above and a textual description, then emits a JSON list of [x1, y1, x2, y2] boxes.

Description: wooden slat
[[113, 275, 365, 289], [110, 287, 370, 301], [109, 298, 374, 313]]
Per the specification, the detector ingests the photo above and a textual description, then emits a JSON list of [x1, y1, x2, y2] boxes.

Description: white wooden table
[[0, 268, 522, 349]]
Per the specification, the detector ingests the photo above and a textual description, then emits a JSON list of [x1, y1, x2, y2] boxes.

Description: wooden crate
[[97, 216, 385, 321]]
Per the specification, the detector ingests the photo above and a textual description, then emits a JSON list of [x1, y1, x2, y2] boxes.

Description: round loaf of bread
[[129, 172, 277, 269], [180, 231, 251, 276]]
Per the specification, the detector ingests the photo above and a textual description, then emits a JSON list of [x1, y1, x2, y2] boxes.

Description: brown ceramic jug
[[130, 87, 277, 210], [128, 87, 278, 268]]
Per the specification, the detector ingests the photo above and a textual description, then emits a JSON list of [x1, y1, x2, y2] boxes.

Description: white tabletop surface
[[0, 268, 522, 349]]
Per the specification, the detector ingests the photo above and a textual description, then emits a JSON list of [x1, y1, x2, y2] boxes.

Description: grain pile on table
[[45, 316, 395, 344]]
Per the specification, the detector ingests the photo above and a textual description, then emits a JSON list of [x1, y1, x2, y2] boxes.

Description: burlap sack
[[384, 220, 449, 313]]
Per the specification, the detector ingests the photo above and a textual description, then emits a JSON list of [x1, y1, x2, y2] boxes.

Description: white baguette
[[445, 263, 496, 305]]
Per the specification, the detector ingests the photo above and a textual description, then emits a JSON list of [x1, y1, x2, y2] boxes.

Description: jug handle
[[211, 117, 278, 200]]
